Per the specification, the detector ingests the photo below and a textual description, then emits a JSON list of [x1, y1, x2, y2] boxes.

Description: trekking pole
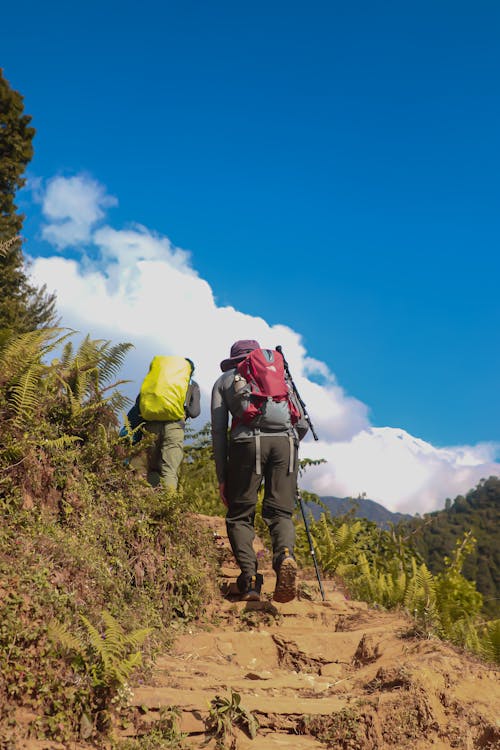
[[276, 345, 318, 441], [298, 488, 326, 601], [276, 345, 325, 601]]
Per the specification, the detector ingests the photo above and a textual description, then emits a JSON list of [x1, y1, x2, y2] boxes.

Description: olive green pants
[[226, 435, 298, 577], [144, 421, 185, 489]]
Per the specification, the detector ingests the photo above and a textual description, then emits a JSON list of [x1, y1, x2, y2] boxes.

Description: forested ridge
[[400, 477, 500, 618]]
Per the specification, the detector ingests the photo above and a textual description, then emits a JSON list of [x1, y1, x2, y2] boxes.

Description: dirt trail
[[123, 515, 500, 750]]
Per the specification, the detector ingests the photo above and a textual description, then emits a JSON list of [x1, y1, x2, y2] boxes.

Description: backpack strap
[[288, 434, 295, 474], [255, 430, 261, 475]]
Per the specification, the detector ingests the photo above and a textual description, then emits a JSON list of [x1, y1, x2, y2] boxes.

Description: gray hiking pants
[[145, 421, 185, 490], [226, 434, 298, 577]]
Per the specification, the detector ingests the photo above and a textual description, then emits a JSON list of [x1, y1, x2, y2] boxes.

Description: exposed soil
[[10, 514, 500, 749]]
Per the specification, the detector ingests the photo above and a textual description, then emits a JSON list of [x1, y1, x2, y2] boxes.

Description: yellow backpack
[[139, 356, 193, 421]]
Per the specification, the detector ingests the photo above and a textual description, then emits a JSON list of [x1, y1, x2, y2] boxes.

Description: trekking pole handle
[[276, 345, 319, 441]]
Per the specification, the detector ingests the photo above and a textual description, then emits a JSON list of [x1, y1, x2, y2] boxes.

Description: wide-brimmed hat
[[220, 339, 260, 372]]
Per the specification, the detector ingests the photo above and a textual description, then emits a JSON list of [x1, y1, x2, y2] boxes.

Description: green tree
[[0, 68, 57, 335], [399, 476, 500, 618]]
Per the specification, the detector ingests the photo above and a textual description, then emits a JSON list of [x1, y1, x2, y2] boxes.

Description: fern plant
[[48, 610, 151, 690], [295, 513, 362, 575], [48, 610, 152, 733], [341, 553, 407, 609], [403, 559, 441, 635], [480, 619, 500, 663]]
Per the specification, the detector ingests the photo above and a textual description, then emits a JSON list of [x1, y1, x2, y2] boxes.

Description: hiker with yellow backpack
[[130, 355, 200, 489]]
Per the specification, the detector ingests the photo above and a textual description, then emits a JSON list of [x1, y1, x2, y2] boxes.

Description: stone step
[[158, 627, 377, 672], [129, 685, 348, 717], [125, 711, 326, 750]]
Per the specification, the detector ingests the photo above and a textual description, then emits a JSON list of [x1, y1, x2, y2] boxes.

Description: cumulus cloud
[[41, 174, 118, 249], [302, 428, 500, 514], [28, 173, 500, 514]]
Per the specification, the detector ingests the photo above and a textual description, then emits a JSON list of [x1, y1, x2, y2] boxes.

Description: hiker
[[211, 340, 308, 603], [129, 355, 200, 489]]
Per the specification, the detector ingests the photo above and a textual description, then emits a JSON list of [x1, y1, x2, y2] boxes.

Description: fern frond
[[75, 335, 101, 367], [447, 615, 482, 652], [97, 342, 134, 384], [415, 563, 436, 603], [0, 328, 72, 385], [0, 330, 50, 381], [480, 620, 500, 663], [10, 365, 43, 423], [41, 329, 76, 359], [125, 627, 153, 650], [100, 610, 127, 659], [106, 390, 132, 415], [59, 340, 75, 368], [42, 435, 82, 451], [80, 614, 112, 667], [115, 651, 143, 681], [47, 619, 85, 655]]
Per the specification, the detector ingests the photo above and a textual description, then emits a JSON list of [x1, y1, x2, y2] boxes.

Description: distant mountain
[[307, 495, 413, 528]]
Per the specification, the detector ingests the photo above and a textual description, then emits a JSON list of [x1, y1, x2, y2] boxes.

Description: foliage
[[480, 619, 500, 663], [51, 610, 151, 691], [181, 423, 221, 516], [0, 330, 219, 743], [399, 476, 500, 618], [114, 706, 189, 749], [299, 707, 362, 748], [206, 689, 259, 749], [296, 501, 498, 663], [296, 514, 364, 575], [0, 69, 57, 333], [47, 611, 152, 735]]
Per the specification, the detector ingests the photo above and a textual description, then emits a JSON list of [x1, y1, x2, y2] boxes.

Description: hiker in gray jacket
[[211, 339, 308, 603]]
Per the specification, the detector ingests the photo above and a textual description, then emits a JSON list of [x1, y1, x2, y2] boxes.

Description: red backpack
[[232, 348, 300, 430]]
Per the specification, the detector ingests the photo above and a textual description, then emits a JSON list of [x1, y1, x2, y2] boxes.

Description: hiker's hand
[[219, 482, 228, 508]]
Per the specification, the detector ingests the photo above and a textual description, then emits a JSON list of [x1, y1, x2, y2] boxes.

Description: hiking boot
[[237, 573, 263, 601], [273, 548, 297, 603]]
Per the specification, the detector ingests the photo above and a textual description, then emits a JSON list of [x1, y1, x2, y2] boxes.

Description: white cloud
[[41, 175, 118, 249], [29, 173, 500, 515], [300, 428, 500, 514]]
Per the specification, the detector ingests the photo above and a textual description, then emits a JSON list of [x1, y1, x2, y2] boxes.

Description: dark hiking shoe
[[237, 573, 263, 601], [273, 549, 297, 603]]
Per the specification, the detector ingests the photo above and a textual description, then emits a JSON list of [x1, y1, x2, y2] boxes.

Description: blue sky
[[2, 1, 499, 510]]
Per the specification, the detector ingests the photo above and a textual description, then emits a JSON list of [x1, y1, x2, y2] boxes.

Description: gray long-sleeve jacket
[[210, 369, 308, 484]]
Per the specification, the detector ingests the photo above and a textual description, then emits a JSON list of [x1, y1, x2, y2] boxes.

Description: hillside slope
[[124, 514, 499, 750], [7, 514, 500, 750], [401, 476, 500, 618]]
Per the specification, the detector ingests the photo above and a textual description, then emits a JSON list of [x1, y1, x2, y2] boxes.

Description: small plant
[[299, 707, 362, 748], [480, 619, 500, 663], [48, 610, 152, 734], [237, 603, 281, 631], [114, 706, 189, 749], [205, 689, 259, 748]]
